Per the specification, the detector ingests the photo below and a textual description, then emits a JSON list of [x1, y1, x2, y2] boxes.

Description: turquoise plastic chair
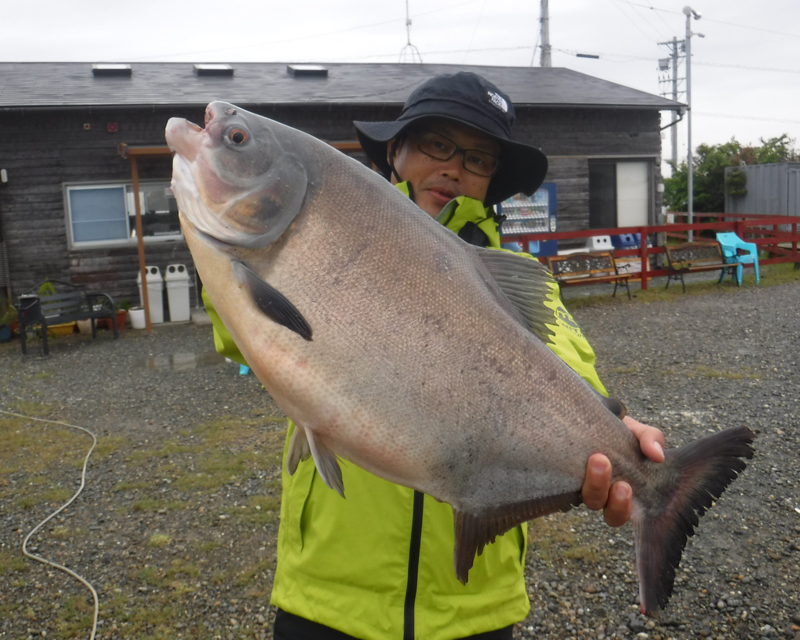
[[716, 232, 760, 285]]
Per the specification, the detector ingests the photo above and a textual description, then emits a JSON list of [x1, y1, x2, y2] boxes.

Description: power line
[[701, 17, 800, 40], [695, 61, 800, 75], [615, 0, 671, 40], [695, 111, 800, 125], [125, 0, 479, 62], [605, 0, 662, 44]]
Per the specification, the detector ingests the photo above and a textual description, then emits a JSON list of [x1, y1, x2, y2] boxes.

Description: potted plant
[[39, 280, 77, 336], [0, 297, 17, 343], [97, 298, 132, 331]]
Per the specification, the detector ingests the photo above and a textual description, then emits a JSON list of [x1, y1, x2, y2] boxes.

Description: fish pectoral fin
[[591, 388, 628, 419], [232, 261, 312, 341], [452, 490, 581, 584], [474, 247, 558, 345], [305, 429, 345, 498], [286, 424, 312, 475]]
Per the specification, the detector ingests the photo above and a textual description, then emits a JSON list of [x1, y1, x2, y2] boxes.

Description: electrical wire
[[614, 0, 671, 40], [605, 0, 662, 44], [1, 408, 99, 640], [124, 0, 480, 63]]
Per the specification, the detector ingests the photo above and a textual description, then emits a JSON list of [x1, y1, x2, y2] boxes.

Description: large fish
[[165, 102, 754, 615]]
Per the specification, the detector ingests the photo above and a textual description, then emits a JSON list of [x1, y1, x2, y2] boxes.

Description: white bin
[[165, 264, 191, 322], [137, 266, 164, 324]]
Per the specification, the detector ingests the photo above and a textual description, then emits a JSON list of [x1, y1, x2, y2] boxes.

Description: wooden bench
[[546, 251, 631, 299], [664, 241, 745, 293], [18, 280, 118, 355]]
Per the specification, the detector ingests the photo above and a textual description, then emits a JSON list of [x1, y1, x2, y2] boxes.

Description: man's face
[[388, 118, 501, 217]]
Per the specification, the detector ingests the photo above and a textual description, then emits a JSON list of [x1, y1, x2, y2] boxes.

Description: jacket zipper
[[403, 490, 425, 640]]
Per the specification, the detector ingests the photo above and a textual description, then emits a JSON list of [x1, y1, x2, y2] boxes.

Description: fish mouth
[[165, 118, 203, 161]]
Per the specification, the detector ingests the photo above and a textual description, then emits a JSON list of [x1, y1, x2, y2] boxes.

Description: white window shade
[[68, 186, 129, 243], [616, 162, 649, 228]]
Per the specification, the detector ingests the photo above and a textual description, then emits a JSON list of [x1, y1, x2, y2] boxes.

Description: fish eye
[[226, 128, 249, 145]]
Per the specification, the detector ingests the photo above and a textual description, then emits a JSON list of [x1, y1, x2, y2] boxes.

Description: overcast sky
[[2, 0, 798, 173]]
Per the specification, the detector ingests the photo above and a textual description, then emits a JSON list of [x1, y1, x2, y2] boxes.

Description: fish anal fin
[[232, 260, 312, 341], [305, 428, 345, 498], [286, 424, 312, 476], [453, 490, 581, 584]]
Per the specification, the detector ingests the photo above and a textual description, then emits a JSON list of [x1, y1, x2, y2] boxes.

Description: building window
[[65, 181, 181, 249], [588, 160, 651, 229]]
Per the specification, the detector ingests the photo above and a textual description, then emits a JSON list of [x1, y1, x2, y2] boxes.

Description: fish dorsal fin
[[305, 428, 345, 498], [452, 490, 581, 584], [474, 248, 558, 344], [286, 423, 312, 475], [232, 261, 313, 341]]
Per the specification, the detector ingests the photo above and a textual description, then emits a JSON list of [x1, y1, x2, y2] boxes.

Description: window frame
[[64, 179, 183, 250]]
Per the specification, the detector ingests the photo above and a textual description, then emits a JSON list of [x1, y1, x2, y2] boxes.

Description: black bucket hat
[[353, 71, 548, 206]]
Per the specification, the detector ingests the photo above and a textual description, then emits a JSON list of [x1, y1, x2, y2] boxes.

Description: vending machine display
[[498, 183, 557, 255]]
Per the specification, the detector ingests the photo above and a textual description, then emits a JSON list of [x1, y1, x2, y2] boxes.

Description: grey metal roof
[[0, 62, 682, 111]]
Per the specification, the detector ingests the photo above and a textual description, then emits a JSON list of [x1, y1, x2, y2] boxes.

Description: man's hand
[[582, 416, 666, 527]]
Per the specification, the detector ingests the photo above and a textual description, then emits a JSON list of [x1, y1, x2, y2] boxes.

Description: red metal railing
[[503, 213, 800, 291]]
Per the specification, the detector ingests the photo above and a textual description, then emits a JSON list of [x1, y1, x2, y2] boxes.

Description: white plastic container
[[585, 235, 613, 251], [137, 266, 164, 324], [165, 264, 191, 322], [129, 307, 146, 329]]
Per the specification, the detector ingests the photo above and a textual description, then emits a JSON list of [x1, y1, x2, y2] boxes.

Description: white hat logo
[[487, 91, 508, 114]]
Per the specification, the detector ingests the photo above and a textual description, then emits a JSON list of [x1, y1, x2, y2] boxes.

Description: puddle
[[142, 351, 227, 371]]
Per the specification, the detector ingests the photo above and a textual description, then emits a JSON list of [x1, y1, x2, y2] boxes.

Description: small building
[[0, 62, 680, 305]]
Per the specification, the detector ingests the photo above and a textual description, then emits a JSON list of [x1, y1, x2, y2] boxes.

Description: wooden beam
[[130, 157, 152, 333], [328, 141, 362, 151], [118, 143, 173, 159]]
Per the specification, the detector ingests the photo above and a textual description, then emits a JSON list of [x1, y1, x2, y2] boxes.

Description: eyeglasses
[[415, 130, 500, 178]]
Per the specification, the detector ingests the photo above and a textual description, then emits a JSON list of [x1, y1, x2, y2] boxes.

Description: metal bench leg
[[625, 279, 631, 300], [41, 322, 49, 357], [680, 274, 686, 294], [20, 321, 27, 354]]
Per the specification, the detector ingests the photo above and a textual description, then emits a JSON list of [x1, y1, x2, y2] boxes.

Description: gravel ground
[[1, 279, 799, 640]]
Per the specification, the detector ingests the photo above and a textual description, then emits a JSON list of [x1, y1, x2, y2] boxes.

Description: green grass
[[125, 416, 285, 492], [148, 533, 172, 548], [130, 499, 186, 513], [692, 365, 762, 380], [0, 551, 28, 574]]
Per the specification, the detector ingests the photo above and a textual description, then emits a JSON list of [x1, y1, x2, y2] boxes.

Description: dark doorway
[[589, 162, 616, 229]]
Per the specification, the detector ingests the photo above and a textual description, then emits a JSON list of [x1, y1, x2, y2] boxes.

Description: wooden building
[[0, 62, 681, 305]]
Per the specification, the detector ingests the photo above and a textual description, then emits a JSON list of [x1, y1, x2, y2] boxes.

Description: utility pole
[[540, 0, 551, 67], [683, 6, 703, 240], [670, 39, 680, 168], [658, 37, 684, 167]]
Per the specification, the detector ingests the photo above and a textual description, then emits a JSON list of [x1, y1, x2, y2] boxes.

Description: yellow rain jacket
[[204, 186, 607, 639]]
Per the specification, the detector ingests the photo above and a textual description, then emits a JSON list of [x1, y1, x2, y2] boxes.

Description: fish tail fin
[[633, 425, 754, 616]]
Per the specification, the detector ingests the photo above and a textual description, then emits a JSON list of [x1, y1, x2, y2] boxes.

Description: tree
[[664, 134, 800, 212]]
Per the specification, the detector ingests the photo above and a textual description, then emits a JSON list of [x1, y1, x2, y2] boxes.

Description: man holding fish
[[199, 72, 666, 639]]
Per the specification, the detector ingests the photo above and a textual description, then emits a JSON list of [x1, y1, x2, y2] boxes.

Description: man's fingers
[[582, 453, 612, 511], [603, 482, 632, 528], [622, 416, 666, 463]]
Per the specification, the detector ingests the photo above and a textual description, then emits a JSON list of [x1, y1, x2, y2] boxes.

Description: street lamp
[[683, 6, 704, 241]]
